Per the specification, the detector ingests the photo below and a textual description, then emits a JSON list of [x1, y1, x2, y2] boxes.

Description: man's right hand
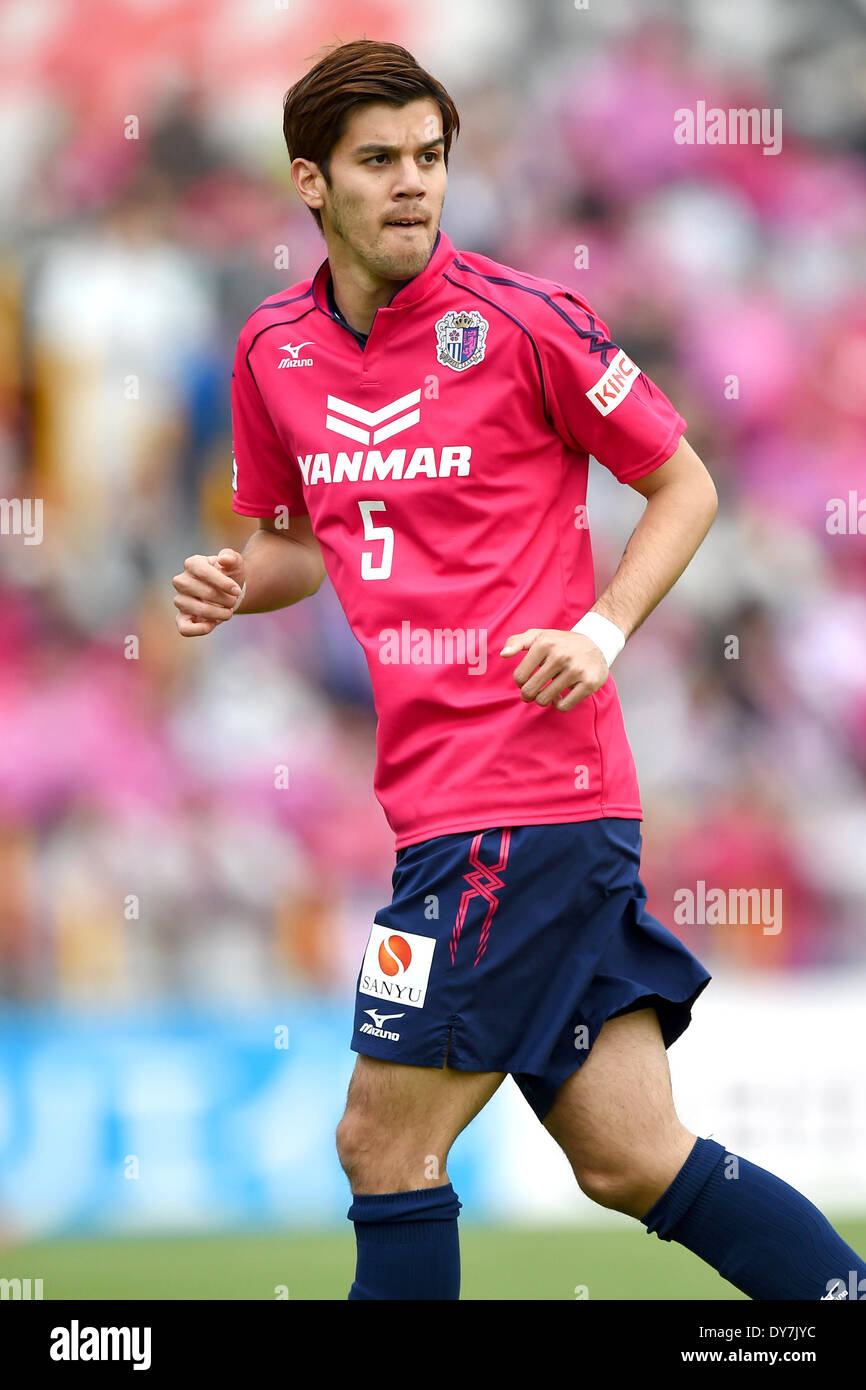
[[173, 548, 246, 636]]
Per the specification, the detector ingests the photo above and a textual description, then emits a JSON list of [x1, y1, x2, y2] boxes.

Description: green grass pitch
[[5, 1219, 865, 1299]]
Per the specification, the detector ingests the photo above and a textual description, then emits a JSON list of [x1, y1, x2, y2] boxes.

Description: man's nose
[[391, 158, 426, 196]]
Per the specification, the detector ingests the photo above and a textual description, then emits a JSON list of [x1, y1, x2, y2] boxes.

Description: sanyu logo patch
[[359, 927, 436, 1010]]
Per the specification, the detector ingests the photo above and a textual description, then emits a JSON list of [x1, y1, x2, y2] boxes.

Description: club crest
[[435, 309, 488, 372]]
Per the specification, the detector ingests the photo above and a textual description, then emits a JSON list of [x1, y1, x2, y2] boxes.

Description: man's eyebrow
[[352, 136, 446, 156]]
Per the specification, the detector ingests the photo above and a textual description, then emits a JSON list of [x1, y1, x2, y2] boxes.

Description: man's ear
[[291, 156, 326, 216]]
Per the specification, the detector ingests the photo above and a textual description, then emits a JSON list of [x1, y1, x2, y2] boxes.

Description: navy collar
[[326, 275, 369, 347], [313, 228, 450, 339]]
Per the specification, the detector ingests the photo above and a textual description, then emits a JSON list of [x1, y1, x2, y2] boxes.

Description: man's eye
[[366, 151, 440, 165]]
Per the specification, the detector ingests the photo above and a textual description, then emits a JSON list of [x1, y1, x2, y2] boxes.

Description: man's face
[[315, 99, 447, 282]]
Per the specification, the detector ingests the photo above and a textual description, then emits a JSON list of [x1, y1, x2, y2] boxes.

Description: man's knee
[[571, 1127, 698, 1218], [335, 1108, 378, 1185], [336, 1103, 449, 1192], [574, 1163, 647, 1214], [336, 1058, 503, 1192]]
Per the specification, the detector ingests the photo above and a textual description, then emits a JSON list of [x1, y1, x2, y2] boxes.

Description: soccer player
[[172, 39, 866, 1301]]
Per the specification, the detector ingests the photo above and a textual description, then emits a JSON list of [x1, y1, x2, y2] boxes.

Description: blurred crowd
[[0, 0, 865, 1005]]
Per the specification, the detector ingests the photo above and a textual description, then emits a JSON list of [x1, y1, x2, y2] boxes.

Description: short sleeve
[[230, 331, 308, 517], [535, 288, 686, 484]]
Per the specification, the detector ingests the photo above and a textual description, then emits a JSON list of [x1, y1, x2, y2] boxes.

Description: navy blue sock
[[347, 1183, 462, 1300], [642, 1136, 866, 1300]]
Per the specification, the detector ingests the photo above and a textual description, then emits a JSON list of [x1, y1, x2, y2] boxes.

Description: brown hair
[[283, 39, 460, 230]]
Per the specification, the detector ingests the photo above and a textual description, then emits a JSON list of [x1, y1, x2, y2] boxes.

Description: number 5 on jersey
[[358, 500, 393, 580]]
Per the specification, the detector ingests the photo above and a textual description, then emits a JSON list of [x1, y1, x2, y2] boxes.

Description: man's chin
[[371, 229, 436, 279]]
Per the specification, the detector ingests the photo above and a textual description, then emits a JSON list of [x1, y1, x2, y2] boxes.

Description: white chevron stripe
[[326, 388, 421, 427], [372, 410, 421, 444], [325, 415, 370, 444]]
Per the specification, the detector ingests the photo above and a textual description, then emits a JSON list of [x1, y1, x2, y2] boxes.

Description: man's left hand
[[499, 628, 610, 711]]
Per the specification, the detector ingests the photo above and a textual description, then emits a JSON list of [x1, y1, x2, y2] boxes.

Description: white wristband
[[570, 611, 626, 667], [231, 580, 246, 613]]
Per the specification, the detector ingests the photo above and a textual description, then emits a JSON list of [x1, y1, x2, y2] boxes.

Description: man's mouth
[[385, 217, 426, 227]]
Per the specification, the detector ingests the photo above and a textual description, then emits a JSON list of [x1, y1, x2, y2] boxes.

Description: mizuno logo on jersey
[[326, 389, 421, 444], [278, 341, 314, 368], [586, 351, 638, 415]]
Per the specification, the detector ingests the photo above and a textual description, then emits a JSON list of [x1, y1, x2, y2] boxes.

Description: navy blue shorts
[[350, 817, 711, 1122]]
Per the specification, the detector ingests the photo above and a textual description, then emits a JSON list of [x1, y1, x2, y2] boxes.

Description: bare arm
[[589, 434, 718, 639], [500, 435, 718, 710], [173, 512, 326, 637], [233, 513, 327, 614]]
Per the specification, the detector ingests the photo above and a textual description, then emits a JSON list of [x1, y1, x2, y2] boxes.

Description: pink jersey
[[231, 229, 686, 849]]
